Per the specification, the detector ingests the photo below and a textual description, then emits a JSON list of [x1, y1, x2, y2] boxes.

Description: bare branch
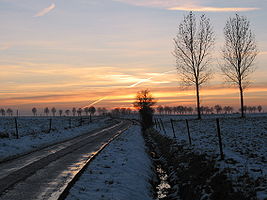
[[173, 11, 215, 119], [221, 14, 258, 117]]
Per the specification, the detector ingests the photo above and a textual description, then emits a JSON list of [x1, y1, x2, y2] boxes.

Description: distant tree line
[[35, 106, 98, 117], [0, 104, 263, 117], [0, 108, 14, 116], [0, 106, 100, 117], [155, 105, 263, 115], [110, 107, 136, 116]]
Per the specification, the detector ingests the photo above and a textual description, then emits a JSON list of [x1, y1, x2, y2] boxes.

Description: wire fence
[[154, 116, 267, 163], [0, 116, 103, 139]]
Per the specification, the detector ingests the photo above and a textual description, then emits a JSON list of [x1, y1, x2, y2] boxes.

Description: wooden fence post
[[160, 118, 166, 135], [49, 118, 52, 133], [216, 118, 224, 160], [170, 119, 176, 138], [154, 119, 158, 129], [80, 117, 82, 126], [157, 119, 162, 131], [69, 118, 71, 128], [14, 117, 19, 139], [185, 119, 192, 145]]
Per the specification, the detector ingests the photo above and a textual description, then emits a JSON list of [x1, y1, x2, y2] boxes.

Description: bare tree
[[84, 107, 89, 116], [44, 107, 49, 116], [214, 105, 222, 114], [97, 107, 108, 115], [6, 108, 13, 116], [257, 105, 262, 113], [187, 106, 193, 114], [88, 106, 96, 122], [223, 106, 234, 114], [247, 106, 253, 113], [156, 106, 164, 115], [65, 109, 70, 116], [32, 107, 37, 116], [88, 106, 96, 116], [0, 108, 5, 116], [77, 108, 83, 116], [59, 109, 63, 117], [173, 12, 215, 119], [51, 107, 57, 117], [72, 107, 76, 116], [221, 14, 258, 118]]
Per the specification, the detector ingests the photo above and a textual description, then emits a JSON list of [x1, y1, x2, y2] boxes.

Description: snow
[[154, 114, 267, 199], [0, 116, 114, 162], [66, 125, 154, 200]]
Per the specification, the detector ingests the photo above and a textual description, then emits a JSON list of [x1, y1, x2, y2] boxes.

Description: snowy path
[[0, 120, 131, 200], [0, 117, 112, 162], [65, 125, 153, 200]]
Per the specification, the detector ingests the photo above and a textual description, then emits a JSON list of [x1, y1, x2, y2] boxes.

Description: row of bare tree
[[174, 12, 258, 119], [0, 104, 263, 117], [32, 106, 98, 117], [0, 107, 110, 117], [110, 107, 135, 115], [156, 105, 263, 115], [0, 108, 14, 116]]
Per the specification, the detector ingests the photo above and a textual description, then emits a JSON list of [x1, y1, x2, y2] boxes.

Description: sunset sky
[[0, 0, 267, 114]]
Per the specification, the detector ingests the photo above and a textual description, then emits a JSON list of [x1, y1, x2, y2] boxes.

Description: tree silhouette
[[257, 105, 262, 113], [44, 107, 49, 116], [88, 106, 96, 115], [84, 107, 89, 116], [156, 106, 164, 115], [6, 108, 13, 116], [173, 12, 215, 119], [59, 109, 63, 117], [134, 89, 156, 131], [97, 107, 108, 115], [221, 14, 258, 118], [214, 105, 222, 114], [51, 107, 57, 117], [102, 107, 108, 115], [223, 106, 234, 114], [72, 107, 76, 116], [0, 108, 5, 116], [77, 108, 83, 116], [32, 107, 37, 116], [65, 109, 70, 116], [187, 107, 193, 114]]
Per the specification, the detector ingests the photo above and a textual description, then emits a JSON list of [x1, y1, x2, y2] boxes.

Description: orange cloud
[[114, 0, 260, 12], [168, 6, 260, 12], [1, 61, 266, 112]]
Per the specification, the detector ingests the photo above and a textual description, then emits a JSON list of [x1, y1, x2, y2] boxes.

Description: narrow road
[[0, 120, 132, 200]]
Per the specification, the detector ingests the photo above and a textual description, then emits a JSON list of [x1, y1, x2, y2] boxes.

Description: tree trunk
[[239, 85, 245, 118], [196, 84, 201, 119]]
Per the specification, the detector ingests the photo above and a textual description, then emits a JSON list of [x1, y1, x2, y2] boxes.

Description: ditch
[[144, 128, 258, 200]]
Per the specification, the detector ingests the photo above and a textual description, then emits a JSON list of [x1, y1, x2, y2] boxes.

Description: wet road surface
[[0, 120, 132, 200]]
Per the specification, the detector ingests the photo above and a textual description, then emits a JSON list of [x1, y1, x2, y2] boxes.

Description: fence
[[0, 116, 102, 139], [154, 115, 267, 161]]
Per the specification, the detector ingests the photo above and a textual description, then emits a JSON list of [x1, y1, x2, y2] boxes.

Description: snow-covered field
[[155, 114, 267, 199], [0, 116, 114, 162], [66, 125, 153, 200], [0, 116, 104, 138]]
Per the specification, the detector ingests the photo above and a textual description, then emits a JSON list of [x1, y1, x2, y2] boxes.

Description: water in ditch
[[156, 164, 171, 199]]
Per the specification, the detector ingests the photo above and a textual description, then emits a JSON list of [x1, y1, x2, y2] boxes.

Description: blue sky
[[0, 0, 266, 114]]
